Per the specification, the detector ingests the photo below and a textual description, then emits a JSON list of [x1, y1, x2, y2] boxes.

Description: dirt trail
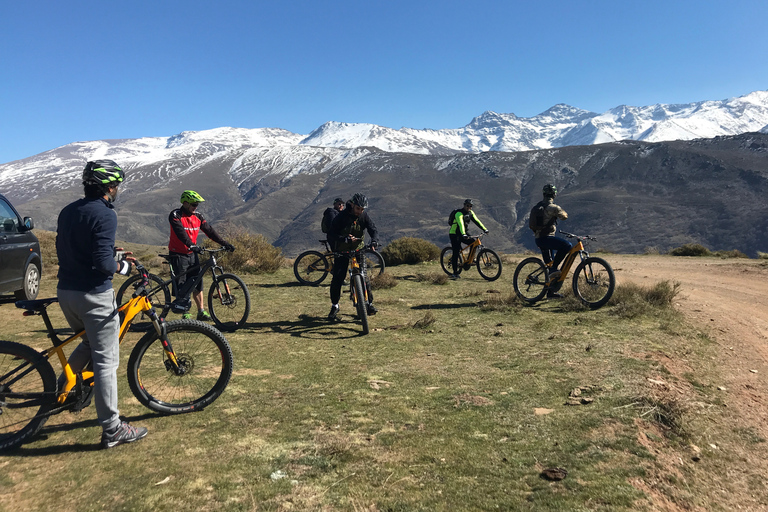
[[613, 255, 768, 428]]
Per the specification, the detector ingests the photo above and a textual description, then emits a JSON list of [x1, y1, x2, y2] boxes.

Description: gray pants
[[57, 287, 121, 432]]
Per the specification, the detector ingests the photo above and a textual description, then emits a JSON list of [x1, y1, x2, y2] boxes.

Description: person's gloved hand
[[370, 241, 379, 251], [190, 245, 203, 254], [224, 243, 235, 252]]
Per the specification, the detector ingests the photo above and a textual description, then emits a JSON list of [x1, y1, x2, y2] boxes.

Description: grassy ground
[[0, 255, 761, 511]]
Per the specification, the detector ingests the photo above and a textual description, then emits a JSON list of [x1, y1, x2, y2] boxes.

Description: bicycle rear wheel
[[352, 274, 370, 335], [513, 257, 548, 303], [572, 257, 615, 309], [440, 247, 463, 276], [476, 249, 502, 281], [116, 273, 172, 331], [0, 341, 57, 452], [293, 251, 331, 285], [363, 249, 385, 277], [208, 273, 251, 331], [127, 320, 233, 414]]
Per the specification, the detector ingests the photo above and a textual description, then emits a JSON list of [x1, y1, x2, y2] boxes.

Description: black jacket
[[328, 208, 378, 252]]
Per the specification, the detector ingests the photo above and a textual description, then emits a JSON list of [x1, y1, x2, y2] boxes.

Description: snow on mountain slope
[[2, 90, 768, 205]]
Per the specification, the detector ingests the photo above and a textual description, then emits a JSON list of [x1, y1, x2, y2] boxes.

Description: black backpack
[[528, 201, 556, 233], [448, 209, 461, 226]]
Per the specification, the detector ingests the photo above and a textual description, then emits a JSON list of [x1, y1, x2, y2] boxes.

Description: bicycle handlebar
[[332, 244, 378, 257], [559, 231, 597, 241]]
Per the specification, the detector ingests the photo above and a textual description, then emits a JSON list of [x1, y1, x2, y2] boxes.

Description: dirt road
[[613, 254, 768, 428]]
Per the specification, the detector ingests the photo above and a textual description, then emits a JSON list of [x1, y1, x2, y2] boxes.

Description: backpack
[[528, 200, 556, 233], [448, 209, 461, 226], [321, 208, 334, 234]]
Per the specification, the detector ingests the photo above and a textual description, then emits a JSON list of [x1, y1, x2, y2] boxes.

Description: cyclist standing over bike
[[168, 190, 235, 320], [56, 159, 148, 449], [327, 193, 379, 321], [448, 199, 488, 279], [321, 198, 345, 251], [529, 184, 572, 294]]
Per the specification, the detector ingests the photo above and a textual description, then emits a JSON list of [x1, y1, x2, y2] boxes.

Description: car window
[[0, 199, 20, 233]]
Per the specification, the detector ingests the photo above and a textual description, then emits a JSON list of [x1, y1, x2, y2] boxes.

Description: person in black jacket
[[326, 193, 379, 321], [56, 160, 148, 449]]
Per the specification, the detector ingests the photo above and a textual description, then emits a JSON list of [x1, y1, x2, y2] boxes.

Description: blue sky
[[1, 0, 766, 164]]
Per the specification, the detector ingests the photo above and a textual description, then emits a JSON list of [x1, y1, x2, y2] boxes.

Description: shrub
[[411, 310, 437, 329], [758, 251, 768, 260], [371, 272, 398, 289], [381, 237, 440, 266], [213, 228, 284, 274], [712, 249, 749, 259], [414, 272, 449, 285], [609, 280, 681, 318], [668, 243, 710, 257]]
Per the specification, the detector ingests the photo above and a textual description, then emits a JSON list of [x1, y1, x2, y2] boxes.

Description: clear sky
[[1, 0, 767, 164]]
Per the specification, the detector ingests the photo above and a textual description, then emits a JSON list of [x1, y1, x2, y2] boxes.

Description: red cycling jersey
[[168, 208, 225, 254]]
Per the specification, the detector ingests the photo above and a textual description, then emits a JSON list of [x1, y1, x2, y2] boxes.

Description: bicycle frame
[[459, 233, 485, 265], [167, 249, 228, 302], [545, 233, 589, 284], [346, 251, 369, 305], [7, 267, 178, 408]]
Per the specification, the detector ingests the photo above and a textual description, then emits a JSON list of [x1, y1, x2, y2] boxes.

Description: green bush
[[712, 249, 749, 259], [371, 272, 398, 289], [668, 243, 710, 257], [213, 228, 284, 274], [381, 237, 440, 266]]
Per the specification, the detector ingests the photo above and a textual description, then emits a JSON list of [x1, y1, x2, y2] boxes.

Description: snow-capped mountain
[[2, 90, 767, 256]]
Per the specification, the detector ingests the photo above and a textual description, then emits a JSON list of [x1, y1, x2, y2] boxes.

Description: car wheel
[[15, 263, 40, 300]]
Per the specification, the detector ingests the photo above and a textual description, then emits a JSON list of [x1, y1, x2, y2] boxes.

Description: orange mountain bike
[[513, 231, 615, 309], [0, 263, 233, 452], [439, 233, 502, 281]]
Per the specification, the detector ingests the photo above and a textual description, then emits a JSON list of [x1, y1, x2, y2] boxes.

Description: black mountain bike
[[294, 240, 384, 286], [116, 248, 250, 332]]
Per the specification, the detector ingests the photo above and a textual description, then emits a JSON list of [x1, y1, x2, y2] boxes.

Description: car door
[[0, 197, 28, 292]]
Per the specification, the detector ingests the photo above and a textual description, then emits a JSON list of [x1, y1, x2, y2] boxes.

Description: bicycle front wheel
[[293, 251, 331, 285], [440, 247, 463, 276], [127, 320, 233, 414], [363, 249, 385, 277], [572, 257, 615, 309], [513, 257, 548, 303], [208, 273, 251, 331], [0, 341, 57, 452], [476, 249, 502, 281], [116, 273, 172, 331], [352, 274, 370, 335]]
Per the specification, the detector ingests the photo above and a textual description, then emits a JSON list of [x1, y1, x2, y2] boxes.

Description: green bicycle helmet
[[543, 184, 557, 197], [180, 190, 205, 204], [82, 160, 124, 186], [351, 193, 368, 209]]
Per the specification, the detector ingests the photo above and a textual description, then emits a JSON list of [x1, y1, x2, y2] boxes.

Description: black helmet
[[464, 198, 474, 206], [351, 193, 368, 209], [333, 197, 344, 205], [82, 160, 124, 186], [543, 184, 557, 197]]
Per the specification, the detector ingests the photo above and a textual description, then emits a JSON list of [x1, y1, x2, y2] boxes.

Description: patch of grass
[[712, 249, 749, 259], [0, 257, 755, 511], [758, 251, 768, 260]]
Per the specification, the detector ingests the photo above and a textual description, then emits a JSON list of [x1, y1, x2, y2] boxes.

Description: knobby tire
[[0, 341, 57, 452], [513, 257, 548, 303], [127, 320, 233, 414], [440, 247, 463, 276], [293, 251, 331, 286], [572, 257, 615, 309], [352, 274, 370, 335], [476, 249, 502, 281], [208, 273, 251, 331]]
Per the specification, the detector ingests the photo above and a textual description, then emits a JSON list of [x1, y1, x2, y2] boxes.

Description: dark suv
[[0, 193, 42, 301]]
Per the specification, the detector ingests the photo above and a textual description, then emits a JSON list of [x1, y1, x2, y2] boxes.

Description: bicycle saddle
[[15, 297, 59, 311]]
